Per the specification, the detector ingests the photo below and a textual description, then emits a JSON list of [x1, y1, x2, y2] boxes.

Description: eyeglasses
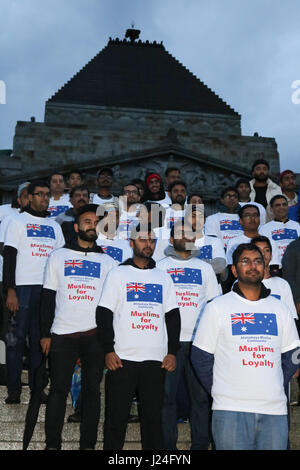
[[32, 192, 51, 198], [224, 194, 238, 199], [238, 258, 264, 266], [123, 190, 139, 195]]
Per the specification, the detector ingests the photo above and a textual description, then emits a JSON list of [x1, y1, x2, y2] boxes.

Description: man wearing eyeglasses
[[191, 243, 300, 450], [2, 180, 65, 404], [118, 183, 141, 241]]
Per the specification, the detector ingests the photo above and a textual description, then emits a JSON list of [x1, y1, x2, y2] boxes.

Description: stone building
[[0, 28, 280, 211]]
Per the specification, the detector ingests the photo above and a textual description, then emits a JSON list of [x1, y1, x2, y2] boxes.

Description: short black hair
[[238, 204, 260, 219], [68, 169, 83, 179], [129, 223, 156, 240], [235, 178, 251, 190], [122, 182, 140, 194], [97, 167, 113, 179], [251, 158, 270, 172], [250, 235, 272, 253], [232, 243, 264, 267], [49, 172, 65, 182], [27, 180, 50, 195], [187, 193, 203, 204], [269, 194, 288, 207], [74, 203, 99, 224], [168, 180, 187, 192], [165, 167, 180, 177], [69, 185, 90, 199], [221, 186, 238, 199]]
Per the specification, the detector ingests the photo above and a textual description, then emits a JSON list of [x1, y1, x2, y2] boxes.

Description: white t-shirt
[[263, 277, 298, 320], [118, 209, 140, 240], [99, 264, 178, 362], [152, 227, 171, 262], [239, 201, 266, 226], [163, 206, 185, 231], [157, 256, 220, 342], [259, 220, 300, 261], [43, 247, 116, 334], [0, 211, 21, 283], [194, 235, 226, 263], [204, 212, 243, 250], [0, 205, 18, 222], [226, 234, 252, 264], [96, 233, 132, 263], [193, 291, 300, 415], [48, 194, 73, 219], [91, 194, 115, 205], [4, 211, 65, 285]]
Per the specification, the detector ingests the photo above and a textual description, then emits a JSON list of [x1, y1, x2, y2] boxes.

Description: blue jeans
[[212, 410, 288, 450], [6, 285, 43, 394], [162, 342, 211, 450]]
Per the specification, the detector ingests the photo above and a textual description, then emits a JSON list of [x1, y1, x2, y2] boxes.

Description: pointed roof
[[47, 33, 239, 117]]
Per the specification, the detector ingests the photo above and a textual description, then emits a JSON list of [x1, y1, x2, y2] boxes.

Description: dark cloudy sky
[[1, 0, 300, 172]]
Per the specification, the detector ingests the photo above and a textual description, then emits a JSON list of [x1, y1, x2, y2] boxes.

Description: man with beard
[[97, 224, 181, 450], [191, 243, 300, 450], [280, 170, 300, 222], [157, 221, 220, 450], [118, 183, 141, 240], [249, 159, 282, 221], [55, 185, 90, 244], [3, 181, 65, 404], [40, 204, 116, 450]]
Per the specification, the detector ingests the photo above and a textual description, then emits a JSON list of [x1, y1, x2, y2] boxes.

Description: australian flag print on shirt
[[167, 267, 202, 285], [198, 245, 212, 260], [271, 228, 298, 241], [48, 206, 70, 218], [100, 245, 123, 262], [231, 313, 278, 336], [126, 282, 163, 304], [26, 224, 55, 239], [64, 259, 101, 278], [220, 219, 242, 231]]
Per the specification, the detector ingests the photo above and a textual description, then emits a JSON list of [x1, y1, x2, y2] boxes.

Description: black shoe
[[67, 410, 81, 423], [5, 392, 21, 404]]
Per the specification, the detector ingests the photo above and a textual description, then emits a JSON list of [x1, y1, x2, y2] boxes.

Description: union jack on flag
[[220, 219, 242, 231], [126, 282, 146, 293], [167, 268, 185, 277], [231, 313, 255, 325]]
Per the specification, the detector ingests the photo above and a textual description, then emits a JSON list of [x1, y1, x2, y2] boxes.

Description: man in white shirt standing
[[91, 167, 117, 206], [48, 173, 72, 219], [97, 224, 181, 450], [259, 194, 300, 263], [3, 181, 65, 404], [157, 220, 220, 450], [40, 203, 116, 450], [191, 243, 300, 450]]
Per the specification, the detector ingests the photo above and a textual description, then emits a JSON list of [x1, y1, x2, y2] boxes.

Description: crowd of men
[[0, 157, 299, 451]]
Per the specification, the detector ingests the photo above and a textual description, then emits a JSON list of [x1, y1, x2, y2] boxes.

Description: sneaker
[[5, 392, 21, 404]]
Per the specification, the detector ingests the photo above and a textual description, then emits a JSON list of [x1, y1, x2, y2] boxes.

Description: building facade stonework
[[0, 32, 280, 204]]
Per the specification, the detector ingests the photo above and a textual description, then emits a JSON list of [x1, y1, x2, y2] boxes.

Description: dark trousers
[[6, 285, 42, 394], [104, 360, 166, 450], [162, 342, 211, 450], [45, 332, 104, 450]]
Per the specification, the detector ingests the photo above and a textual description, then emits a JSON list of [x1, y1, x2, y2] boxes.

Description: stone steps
[[1, 373, 300, 450], [0, 372, 191, 450]]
